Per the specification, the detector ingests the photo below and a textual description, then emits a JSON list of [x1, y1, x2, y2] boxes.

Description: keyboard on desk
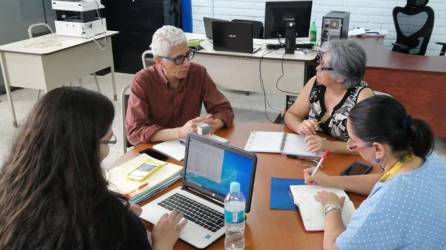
[[158, 193, 225, 232]]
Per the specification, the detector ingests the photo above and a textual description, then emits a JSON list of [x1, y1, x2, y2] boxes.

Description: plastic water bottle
[[309, 20, 317, 44], [224, 182, 246, 250]]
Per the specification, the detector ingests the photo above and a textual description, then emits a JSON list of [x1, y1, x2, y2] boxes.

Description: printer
[[52, 0, 106, 38]]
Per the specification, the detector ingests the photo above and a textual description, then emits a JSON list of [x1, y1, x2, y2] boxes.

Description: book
[[289, 185, 356, 231], [153, 140, 185, 161], [270, 177, 305, 210], [244, 131, 321, 158], [107, 154, 183, 203]]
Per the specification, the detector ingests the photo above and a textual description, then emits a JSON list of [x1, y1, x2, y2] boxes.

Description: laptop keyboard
[[158, 193, 225, 232]]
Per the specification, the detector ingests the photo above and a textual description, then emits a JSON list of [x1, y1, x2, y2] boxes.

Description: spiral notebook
[[289, 185, 356, 231], [244, 131, 321, 158]]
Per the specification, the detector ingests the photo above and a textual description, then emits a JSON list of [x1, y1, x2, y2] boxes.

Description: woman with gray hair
[[285, 39, 375, 154], [126, 25, 234, 144]]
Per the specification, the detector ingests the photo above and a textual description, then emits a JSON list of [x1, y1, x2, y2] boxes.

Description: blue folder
[[270, 177, 305, 210]]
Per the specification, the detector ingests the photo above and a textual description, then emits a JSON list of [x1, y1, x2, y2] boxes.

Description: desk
[[355, 37, 446, 137], [0, 31, 119, 127], [115, 122, 373, 250], [186, 33, 317, 95]]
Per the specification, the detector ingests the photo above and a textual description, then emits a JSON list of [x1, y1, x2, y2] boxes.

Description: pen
[[125, 182, 149, 196], [311, 150, 329, 176]]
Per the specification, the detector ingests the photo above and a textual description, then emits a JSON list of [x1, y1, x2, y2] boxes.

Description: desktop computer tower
[[321, 11, 350, 44]]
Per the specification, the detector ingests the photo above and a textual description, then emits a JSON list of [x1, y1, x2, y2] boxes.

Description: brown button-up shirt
[[125, 62, 234, 145]]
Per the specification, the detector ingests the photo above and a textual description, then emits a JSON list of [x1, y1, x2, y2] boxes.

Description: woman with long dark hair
[[0, 87, 185, 250], [305, 95, 446, 249]]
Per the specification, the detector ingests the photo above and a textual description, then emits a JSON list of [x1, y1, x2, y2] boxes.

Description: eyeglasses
[[346, 138, 370, 151], [316, 53, 333, 71], [160, 49, 195, 65], [100, 133, 117, 145]]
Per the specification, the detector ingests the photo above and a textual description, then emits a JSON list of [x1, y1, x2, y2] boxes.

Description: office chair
[[121, 50, 155, 153], [392, 0, 434, 56], [436, 42, 446, 56], [231, 19, 264, 39]]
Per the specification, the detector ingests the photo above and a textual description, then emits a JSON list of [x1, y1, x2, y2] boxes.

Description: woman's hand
[[305, 135, 330, 152], [152, 211, 187, 250], [314, 191, 345, 208], [296, 119, 319, 135], [303, 167, 331, 186], [129, 203, 142, 216]]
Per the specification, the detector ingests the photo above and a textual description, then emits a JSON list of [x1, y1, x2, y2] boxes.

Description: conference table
[[0, 31, 118, 127], [114, 122, 377, 250], [355, 37, 446, 138]]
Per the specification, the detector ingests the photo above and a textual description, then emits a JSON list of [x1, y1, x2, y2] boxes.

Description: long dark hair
[[349, 95, 433, 160], [0, 87, 120, 249]]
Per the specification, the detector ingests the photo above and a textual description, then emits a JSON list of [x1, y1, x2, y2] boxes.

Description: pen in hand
[[311, 150, 329, 176]]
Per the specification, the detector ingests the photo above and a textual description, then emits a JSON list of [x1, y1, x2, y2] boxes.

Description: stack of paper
[[153, 140, 185, 161], [289, 185, 356, 231], [107, 154, 183, 203]]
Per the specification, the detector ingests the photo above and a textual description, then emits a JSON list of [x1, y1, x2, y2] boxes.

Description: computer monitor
[[264, 1, 313, 39]]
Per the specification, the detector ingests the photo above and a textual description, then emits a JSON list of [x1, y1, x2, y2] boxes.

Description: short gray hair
[[150, 25, 187, 57], [320, 39, 367, 88]]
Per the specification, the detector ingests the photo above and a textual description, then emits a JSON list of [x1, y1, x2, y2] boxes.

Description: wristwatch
[[323, 203, 341, 215]]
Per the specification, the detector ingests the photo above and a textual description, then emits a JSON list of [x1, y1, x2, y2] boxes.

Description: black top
[[94, 194, 151, 250], [308, 80, 369, 141]]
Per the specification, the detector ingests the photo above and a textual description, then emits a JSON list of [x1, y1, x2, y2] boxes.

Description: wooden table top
[[113, 122, 376, 250], [353, 37, 446, 73]]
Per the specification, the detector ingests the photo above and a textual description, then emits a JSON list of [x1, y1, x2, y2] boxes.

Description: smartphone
[[340, 161, 373, 176], [127, 162, 163, 181]]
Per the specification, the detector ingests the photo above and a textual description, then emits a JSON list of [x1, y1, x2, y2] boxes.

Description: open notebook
[[290, 185, 356, 231], [244, 131, 321, 158], [107, 154, 183, 203]]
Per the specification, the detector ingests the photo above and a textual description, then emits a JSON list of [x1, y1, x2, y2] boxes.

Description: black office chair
[[392, 0, 434, 55], [436, 42, 446, 56], [232, 19, 264, 39]]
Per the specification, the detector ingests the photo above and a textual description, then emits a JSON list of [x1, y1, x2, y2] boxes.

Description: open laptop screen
[[184, 134, 257, 211]]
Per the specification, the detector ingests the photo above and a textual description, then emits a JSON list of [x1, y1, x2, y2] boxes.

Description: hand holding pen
[[311, 150, 329, 176]]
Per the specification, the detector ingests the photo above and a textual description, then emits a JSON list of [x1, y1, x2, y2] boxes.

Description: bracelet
[[323, 203, 341, 215]]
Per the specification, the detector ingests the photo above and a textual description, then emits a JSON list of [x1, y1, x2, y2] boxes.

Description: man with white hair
[[125, 25, 234, 144]]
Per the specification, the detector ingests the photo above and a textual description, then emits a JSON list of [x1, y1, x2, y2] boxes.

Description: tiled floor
[[1, 72, 445, 169]]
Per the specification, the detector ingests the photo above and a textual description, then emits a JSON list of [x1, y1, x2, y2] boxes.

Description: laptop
[[212, 21, 261, 53], [140, 133, 257, 249], [203, 17, 228, 40]]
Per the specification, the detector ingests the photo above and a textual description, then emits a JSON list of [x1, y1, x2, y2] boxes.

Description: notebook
[[107, 154, 182, 203], [244, 131, 321, 158], [270, 177, 305, 210], [140, 133, 257, 249], [212, 21, 261, 53], [289, 185, 356, 231]]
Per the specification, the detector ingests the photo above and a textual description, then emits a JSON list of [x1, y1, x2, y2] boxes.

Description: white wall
[[191, 0, 446, 55]]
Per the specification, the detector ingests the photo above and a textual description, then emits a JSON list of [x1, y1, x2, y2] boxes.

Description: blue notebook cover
[[270, 177, 305, 210]]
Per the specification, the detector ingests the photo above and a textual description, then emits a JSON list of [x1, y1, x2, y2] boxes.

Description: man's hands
[[177, 115, 224, 139]]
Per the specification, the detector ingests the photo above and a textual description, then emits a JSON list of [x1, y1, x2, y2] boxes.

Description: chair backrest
[[28, 23, 53, 38], [121, 84, 132, 153], [141, 50, 155, 68], [392, 0, 434, 55], [232, 19, 264, 39]]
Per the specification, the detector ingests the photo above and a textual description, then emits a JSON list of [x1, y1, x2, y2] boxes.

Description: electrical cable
[[258, 50, 282, 122], [274, 52, 299, 95]]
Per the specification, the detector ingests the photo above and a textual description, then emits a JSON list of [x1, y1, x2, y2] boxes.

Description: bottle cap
[[229, 181, 240, 193]]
